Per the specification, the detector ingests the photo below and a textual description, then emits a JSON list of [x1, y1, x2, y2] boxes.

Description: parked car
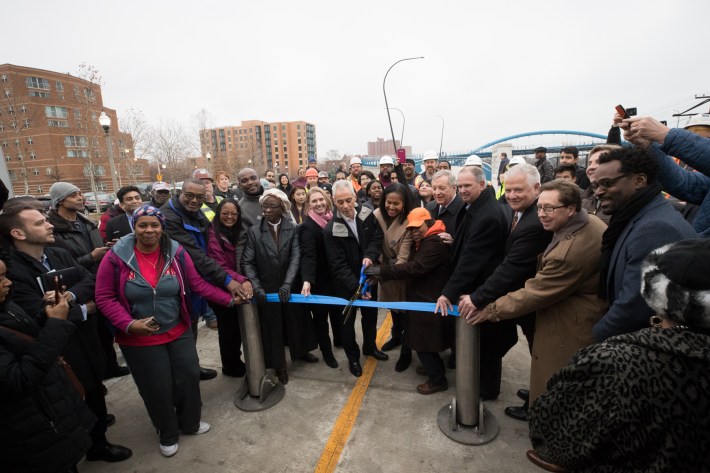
[[84, 192, 116, 213]]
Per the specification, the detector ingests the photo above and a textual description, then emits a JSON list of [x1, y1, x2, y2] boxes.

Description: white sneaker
[[194, 421, 211, 434], [160, 443, 178, 457]]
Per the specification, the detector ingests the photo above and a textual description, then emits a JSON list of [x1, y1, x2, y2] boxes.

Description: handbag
[[0, 325, 86, 399]]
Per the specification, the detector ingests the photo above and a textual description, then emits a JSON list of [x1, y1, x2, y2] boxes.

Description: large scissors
[[342, 264, 369, 325]]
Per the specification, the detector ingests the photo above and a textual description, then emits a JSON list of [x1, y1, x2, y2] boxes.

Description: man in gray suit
[[591, 147, 696, 341]]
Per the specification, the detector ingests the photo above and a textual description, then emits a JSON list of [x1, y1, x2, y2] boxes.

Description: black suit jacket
[[426, 193, 465, 238], [7, 246, 104, 390], [300, 216, 334, 294], [104, 213, 133, 243], [471, 201, 553, 307]]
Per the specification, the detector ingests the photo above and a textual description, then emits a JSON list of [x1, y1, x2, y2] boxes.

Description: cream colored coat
[[374, 209, 413, 302], [485, 211, 607, 402]]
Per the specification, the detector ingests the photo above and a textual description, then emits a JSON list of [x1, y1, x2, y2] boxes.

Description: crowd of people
[[1, 111, 709, 472]]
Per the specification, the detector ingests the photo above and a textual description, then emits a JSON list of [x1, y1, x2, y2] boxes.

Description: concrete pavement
[[79, 310, 536, 472]]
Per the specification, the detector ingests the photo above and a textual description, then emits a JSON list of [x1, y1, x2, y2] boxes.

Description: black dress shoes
[[222, 362, 246, 378], [395, 353, 411, 372], [323, 354, 339, 369], [381, 337, 402, 352], [300, 352, 320, 363], [276, 369, 289, 385], [505, 403, 529, 421], [105, 414, 116, 427], [365, 349, 389, 361], [517, 388, 530, 402], [349, 361, 362, 377], [86, 443, 133, 462], [199, 367, 217, 381]]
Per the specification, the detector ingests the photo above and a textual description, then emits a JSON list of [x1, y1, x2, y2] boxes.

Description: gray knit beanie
[[49, 182, 81, 209]]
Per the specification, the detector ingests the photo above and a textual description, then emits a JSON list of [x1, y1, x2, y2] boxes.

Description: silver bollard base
[[437, 399, 499, 445], [233, 370, 285, 412]]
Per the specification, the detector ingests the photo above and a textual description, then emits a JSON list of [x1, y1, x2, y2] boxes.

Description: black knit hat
[[641, 238, 710, 328]]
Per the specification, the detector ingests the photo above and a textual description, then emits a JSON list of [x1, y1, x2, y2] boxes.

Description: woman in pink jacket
[[206, 199, 252, 377], [96, 205, 235, 458]]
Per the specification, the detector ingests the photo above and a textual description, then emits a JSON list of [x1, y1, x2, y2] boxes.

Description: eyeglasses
[[536, 205, 567, 215], [182, 192, 206, 202], [595, 174, 630, 190]]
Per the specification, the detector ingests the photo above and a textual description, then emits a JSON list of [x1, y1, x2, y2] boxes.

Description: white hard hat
[[464, 154, 483, 167], [350, 157, 362, 166], [684, 113, 710, 129], [508, 156, 526, 166], [379, 155, 394, 166], [422, 149, 439, 161]]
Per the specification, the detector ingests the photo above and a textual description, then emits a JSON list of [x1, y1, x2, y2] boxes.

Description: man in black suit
[[323, 180, 387, 378], [434, 166, 510, 400], [0, 205, 132, 463], [426, 170, 464, 240], [104, 186, 143, 242], [458, 163, 553, 418]]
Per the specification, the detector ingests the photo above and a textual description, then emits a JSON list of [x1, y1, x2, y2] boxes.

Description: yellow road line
[[314, 312, 393, 473]]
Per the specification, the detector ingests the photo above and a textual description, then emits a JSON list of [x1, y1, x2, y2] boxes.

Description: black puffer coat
[[47, 209, 105, 273], [0, 301, 95, 473]]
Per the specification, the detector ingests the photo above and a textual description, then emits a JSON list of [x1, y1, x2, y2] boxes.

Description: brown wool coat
[[485, 211, 608, 402], [373, 209, 413, 303]]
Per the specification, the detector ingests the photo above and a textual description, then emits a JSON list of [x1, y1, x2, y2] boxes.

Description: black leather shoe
[[104, 365, 130, 380], [395, 353, 411, 372], [105, 414, 116, 427], [276, 369, 289, 385], [300, 352, 319, 363], [517, 388, 530, 402], [86, 443, 133, 462], [199, 367, 217, 381], [222, 362, 246, 378], [381, 337, 402, 352], [365, 349, 389, 361], [323, 354, 339, 369], [505, 404, 528, 422], [349, 361, 362, 377]]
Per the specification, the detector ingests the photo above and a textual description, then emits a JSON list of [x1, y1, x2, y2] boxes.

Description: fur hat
[[49, 182, 81, 208], [641, 238, 710, 329]]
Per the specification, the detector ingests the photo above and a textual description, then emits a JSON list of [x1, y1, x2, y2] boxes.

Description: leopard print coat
[[528, 327, 710, 472]]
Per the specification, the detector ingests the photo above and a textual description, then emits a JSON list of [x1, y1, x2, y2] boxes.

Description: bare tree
[[152, 119, 193, 185], [325, 149, 340, 162], [118, 108, 153, 185]]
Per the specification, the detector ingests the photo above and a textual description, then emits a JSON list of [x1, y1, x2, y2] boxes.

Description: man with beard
[[348, 157, 363, 193], [591, 147, 696, 341], [161, 179, 250, 380], [534, 147, 554, 184], [238, 168, 265, 227], [46, 182, 130, 380], [0, 205, 132, 463], [378, 155, 395, 188], [403, 158, 419, 187], [416, 149, 439, 186], [434, 166, 509, 400]]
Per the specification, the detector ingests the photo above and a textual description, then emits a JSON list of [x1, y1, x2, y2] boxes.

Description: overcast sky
[[5, 0, 709, 158]]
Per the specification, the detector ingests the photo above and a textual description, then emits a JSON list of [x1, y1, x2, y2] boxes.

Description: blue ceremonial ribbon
[[264, 293, 460, 316]]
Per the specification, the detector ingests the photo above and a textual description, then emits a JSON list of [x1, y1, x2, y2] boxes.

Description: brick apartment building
[[0, 64, 146, 197], [201, 120, 316, 179], [367, 137, 412, 158]]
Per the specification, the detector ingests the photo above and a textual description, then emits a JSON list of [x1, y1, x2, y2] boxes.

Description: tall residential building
[[201, 120, 316, 179], [367, 137, 412, 158], [0, 64, 145, 197]]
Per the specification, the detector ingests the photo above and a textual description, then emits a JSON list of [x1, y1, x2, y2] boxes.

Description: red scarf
[[308, 209, 333, 229]]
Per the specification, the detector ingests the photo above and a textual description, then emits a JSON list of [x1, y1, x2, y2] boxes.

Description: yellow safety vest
[[201, 196, 223, 222]]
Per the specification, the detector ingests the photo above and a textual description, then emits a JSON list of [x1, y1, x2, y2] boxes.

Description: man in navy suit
[[591, 147, 696, 342]]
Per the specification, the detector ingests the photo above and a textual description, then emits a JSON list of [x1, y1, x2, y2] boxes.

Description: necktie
[[511, 212, 519, 232], [438, 205, 445, 217]]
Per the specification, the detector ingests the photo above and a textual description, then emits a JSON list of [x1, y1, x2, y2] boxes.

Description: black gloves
[[363, 265, 381, 278], [278, 286, 291, 304], [254, 288, 266, 305]]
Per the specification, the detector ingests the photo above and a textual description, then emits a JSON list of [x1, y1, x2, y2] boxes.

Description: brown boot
[[416, 380, 448, 395]]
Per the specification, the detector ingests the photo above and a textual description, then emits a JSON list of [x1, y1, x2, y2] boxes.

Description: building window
[[0, 123, 3, 132], [14, 139, 19, 146], [46, 167, 52, 176], [73, 109, 81, 119], [29, 90, 50, 98], [27, 137, 33, 144], [25, 77, 50, 89], [4, 89, 11, 98], [37, 186, 43, 193], [73, 85, 80, 97], [8, 170, 16, 181], [30, 151, 36, 160], [55, 81, 64, 92], [23, 119, 30, 128], [64, 136, 88, 147], [33, 168, 39, 176], [0, 74, 7, 83], [47, 120, 69, 128], [4, 155, 9, 161], [282, 132, 286, 138], [45, 106, 68, 118], [1, 140, 6, 147], [20, 105, 27, 113], [8, 106, 15, 115]]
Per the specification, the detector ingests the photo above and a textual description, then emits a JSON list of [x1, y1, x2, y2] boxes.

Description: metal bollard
[[233, 303, 285, 411], [437, 316, 499, 445]]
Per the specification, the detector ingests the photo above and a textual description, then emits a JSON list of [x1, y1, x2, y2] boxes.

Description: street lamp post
[[98, 111, 119, 193], [436, 115, 445, 158], [387, 107, 406, 148], [383, 56, 424, 155]]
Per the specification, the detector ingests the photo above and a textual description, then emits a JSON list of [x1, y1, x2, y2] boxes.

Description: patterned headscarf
[[131, 204, 166, 228]]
